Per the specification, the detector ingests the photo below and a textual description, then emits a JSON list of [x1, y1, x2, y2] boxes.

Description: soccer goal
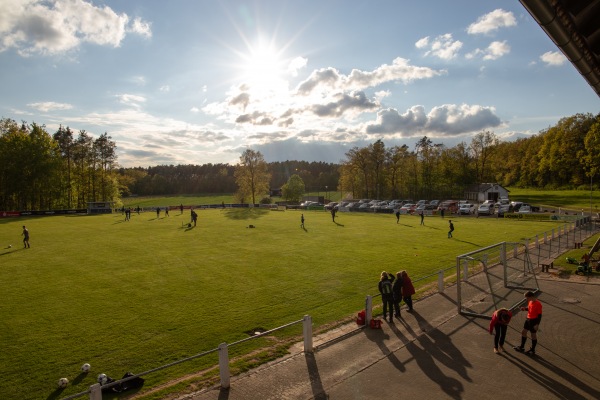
[[456, 242, 539, 318]]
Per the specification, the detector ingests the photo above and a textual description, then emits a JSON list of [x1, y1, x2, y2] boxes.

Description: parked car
[[495, 203, 510, 216], [324, 202, 338, 210], [459, 203, 476, 214], [438, 200, 459, 213], [518, 204, 532, 213], [429, 200, 440, 207], [400, 203, 416, 214], [477, 203, 492, 215]]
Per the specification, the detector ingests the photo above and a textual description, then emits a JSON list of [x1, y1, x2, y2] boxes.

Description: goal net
[[456, 242, 539, 318]]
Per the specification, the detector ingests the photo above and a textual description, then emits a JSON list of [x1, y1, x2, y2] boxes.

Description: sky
[[1, 0, 599, 168]]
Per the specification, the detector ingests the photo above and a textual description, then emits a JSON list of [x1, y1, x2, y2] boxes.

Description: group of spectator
[[378, 270, 415, 322]]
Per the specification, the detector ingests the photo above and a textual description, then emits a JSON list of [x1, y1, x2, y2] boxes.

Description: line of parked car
[[317, 198, 536, 216]]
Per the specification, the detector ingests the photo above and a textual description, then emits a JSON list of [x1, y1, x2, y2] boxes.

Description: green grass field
[[0, 208, 569, 399]]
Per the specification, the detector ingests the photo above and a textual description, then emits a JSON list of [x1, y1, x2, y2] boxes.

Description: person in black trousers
[[378, 271, 395, 322], [392, 271, 403, 319]]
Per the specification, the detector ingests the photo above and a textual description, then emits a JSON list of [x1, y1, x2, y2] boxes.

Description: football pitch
[[0, 209, 565, 399]]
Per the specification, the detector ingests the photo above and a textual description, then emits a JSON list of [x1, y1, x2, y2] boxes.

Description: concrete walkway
[[182, 277, 600, 400]]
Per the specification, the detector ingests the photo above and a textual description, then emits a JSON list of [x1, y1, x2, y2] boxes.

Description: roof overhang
[[520, 0, 600, 97]]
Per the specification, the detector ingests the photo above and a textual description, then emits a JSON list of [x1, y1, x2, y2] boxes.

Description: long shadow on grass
[[449, 238, 483, 247], [223, 208, 269, 220]]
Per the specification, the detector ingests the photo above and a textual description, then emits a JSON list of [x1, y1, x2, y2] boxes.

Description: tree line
[[1, 112, 598, 210], [0, 119, 117, 210], [338, 113, 600, 201]]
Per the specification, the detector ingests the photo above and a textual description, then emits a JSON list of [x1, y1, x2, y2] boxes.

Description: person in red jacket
[[401, 270, 416, 311], [489, 308, 512, 354], [514, 291, 542, 355]]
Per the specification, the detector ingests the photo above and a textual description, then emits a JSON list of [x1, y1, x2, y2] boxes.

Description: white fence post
[[437, 270, 444, 293], [89, 383, 102, 400], [365, 295, 373, 327], [303, 315, 313, 353], [218, 342, 230, 389]]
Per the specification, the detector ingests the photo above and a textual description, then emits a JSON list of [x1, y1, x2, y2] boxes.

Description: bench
[[539, 260, 554, 272]]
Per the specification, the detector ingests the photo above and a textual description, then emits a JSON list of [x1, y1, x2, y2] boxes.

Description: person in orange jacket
[[514, 291, 542, 355]]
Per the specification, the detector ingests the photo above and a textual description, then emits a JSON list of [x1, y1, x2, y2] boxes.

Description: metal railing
[[60, 316, 312, 400]]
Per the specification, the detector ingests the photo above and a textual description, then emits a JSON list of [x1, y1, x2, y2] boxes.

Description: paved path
[[181, 276, 600, 400]]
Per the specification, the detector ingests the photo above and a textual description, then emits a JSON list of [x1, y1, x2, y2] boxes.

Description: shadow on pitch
[[223, 208, 269, 220]]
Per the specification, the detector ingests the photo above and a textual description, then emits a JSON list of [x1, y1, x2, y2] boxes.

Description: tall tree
[[281, 174, 305, 202], [470, 130, 498, 183], [234, 149, 271, 204], [53, 125, 74, 207]]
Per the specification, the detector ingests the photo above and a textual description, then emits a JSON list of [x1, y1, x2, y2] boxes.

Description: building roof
[[520, 0, 600, 97], [464, 183, 510, 193]]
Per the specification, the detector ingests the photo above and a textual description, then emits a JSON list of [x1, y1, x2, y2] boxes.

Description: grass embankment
[[0, 208, 568, 399]]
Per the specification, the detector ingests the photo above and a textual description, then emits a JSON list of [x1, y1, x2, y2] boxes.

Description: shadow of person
[[405, 340, 464, 400], [305, 352, 328, 400], [363, 324, 406, 373], [334, 221, 345, 227], [503, 352, 597, 399], [411, 311, 472, 382]]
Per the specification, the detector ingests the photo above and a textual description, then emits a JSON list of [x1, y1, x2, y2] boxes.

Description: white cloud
[[540, 51, 566, 66], [116, 94, 146, 108], [466, 40, 510, 60], [287, 56, 307, 77], [296, 58, 445, 95], [467, 9, 516, 35], [27, 101, 73, 112], [415, 36, 429, 49], [0, 0, 151, 56], [129, 17, 152, 39], [366, 104, 502, 136], [159, 85, 170, 92], [417, 34, 462, 60]]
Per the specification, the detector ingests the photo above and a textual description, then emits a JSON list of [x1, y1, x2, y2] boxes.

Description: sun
[[241, 42, 287, 91]]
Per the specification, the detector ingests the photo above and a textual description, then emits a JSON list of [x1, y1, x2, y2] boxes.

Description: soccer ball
[[8, 245, 11, 248], [97, 373, 108, 385], [57, 377, 69, 388], [81, 363, 91, 372]]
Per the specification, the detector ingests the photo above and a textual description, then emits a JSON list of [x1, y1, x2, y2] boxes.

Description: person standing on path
[[401, 270, 415, 311], [22, 225, 30, 248], [489, 308, 512, 354], [448, 220, 454, 238], [392, 271, 403, 319], [514, 291, 542, 355], [378, 271, 395, 323], [300, 213, 305, 228]]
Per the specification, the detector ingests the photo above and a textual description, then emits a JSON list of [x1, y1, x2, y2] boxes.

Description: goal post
[[456, 242, 539, 318]]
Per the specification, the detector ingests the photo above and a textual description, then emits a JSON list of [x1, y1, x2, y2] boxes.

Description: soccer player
[[22, 225, 30, 248], [514, 291, 542, 355]]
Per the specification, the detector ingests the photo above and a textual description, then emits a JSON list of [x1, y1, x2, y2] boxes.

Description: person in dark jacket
[[392, 271, 403, 319], [378, 271, 395, 323], [401, 270, 415, 311]]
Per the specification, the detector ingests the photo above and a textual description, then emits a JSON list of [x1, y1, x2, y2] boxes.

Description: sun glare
[[242, 43, 286, 91]]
